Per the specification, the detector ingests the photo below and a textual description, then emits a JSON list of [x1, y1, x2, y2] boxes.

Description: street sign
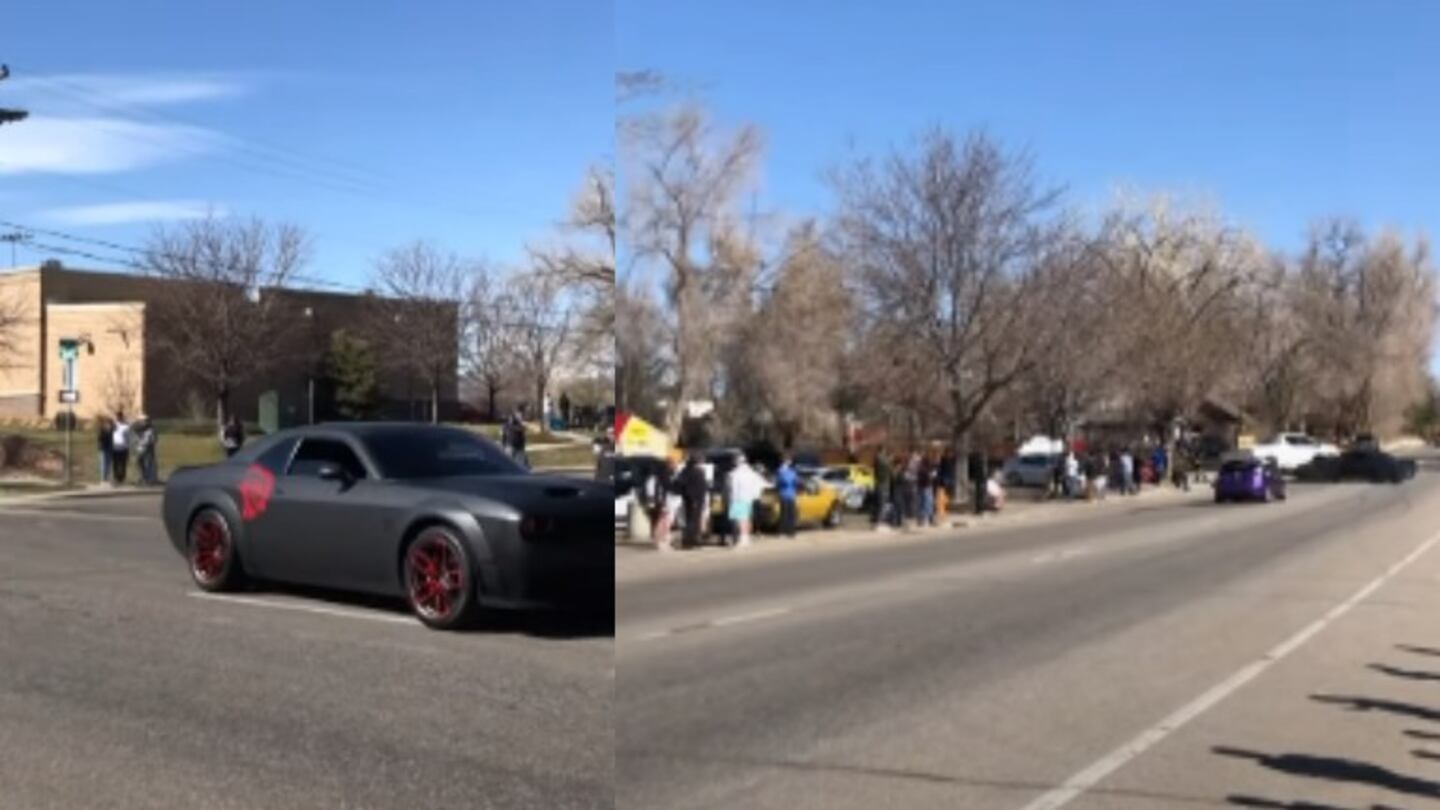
[[59, 338, 79, 361], [58, 390, 79, 404]]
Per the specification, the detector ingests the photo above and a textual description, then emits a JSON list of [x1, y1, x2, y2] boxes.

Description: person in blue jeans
[[776, 455, 799, 537]]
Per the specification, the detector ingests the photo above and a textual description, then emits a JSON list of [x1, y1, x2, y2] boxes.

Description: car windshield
[[364, 427, 525, 479]]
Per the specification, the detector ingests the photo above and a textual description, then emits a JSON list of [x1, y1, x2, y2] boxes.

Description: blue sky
[[0, 0, 612, 287], [618, 0, 1440, 254]]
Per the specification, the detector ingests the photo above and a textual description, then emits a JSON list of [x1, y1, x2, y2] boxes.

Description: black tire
[[824, 503, 842, 529], [187, 507, 246, 592], [1214, 493, 1226, 504], [403, 526, 480, 631]]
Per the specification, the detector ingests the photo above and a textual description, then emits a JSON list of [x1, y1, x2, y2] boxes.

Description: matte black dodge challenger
[[162, 424, 611, 629]]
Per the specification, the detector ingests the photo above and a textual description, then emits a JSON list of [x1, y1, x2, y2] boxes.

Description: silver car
[[1001, 453, 1058, 488]]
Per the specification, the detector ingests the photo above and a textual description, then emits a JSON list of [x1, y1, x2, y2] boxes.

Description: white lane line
[[711, 606, 792, 627], [627, 606, 794, 643], [1017, 527, 1440, 810], [187, 591, 417, 626]]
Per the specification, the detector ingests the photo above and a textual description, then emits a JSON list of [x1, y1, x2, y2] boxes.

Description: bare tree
[[505, 270, 573, 422], [461, 266, 516, 421], [144, 215, 308, 424], [0, 289, 24, 369], [367, 241, 468, 424], [531, 165, 616, 385], [1096, 196, 1263, 438], [727, 223, 852, 447], [1294, 220, 1435, 436], [622, 102, 763, 433], [837, 129, 1062, 473], [615, 282, 669, 423]]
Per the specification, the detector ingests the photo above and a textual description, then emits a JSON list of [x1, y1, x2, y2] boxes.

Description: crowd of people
[[1048, 442, 1192, 501], [93, 411, 159, 486]]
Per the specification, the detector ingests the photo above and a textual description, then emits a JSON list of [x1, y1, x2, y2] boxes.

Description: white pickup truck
[[1249, 432, 1340, 472]]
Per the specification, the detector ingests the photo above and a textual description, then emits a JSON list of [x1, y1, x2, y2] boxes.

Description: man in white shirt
[[111, 411, 132, 485], [727, 454, 764, 548]]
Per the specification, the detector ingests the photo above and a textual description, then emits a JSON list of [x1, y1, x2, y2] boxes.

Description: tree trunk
[[430, 382, 439, 425]]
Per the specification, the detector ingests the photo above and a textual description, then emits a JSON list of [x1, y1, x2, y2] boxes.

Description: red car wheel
[[188, 508, 244, 592], [404, 527, 478, 630]]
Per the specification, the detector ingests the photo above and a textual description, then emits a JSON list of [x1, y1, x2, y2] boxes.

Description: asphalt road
[[0, 494, 614, 810], [617, 471, 1440, 809]]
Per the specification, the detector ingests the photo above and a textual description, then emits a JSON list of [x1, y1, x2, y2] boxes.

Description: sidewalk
[[0, 480, 162, 506], [617, 482, 1204, 581]]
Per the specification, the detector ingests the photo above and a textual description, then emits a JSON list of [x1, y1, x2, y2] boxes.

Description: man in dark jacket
[[679, 454, 709, 549], [967, 450, 987, 515], [871, 447, 892, 530]]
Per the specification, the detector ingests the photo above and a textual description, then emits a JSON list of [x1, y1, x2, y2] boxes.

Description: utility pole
[[1, 232, 28, 266], [0, 64, 29, 126]]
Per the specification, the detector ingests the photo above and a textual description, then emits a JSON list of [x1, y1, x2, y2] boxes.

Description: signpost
[[59, 339, 79, 486]]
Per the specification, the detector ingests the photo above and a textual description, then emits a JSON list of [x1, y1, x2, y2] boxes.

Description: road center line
[[710, 606, 792, 627], [1016, 526, 1440, 810], [187, 591, 417, 626]]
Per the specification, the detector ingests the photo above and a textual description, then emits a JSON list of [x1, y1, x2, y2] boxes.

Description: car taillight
[[520, 515, 558, 541]]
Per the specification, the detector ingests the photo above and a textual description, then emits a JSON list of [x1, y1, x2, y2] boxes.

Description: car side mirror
[[317, 463, 353, 485]]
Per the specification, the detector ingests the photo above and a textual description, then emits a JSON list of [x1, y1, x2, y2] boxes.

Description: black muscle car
[[162, 423, 611, 629]]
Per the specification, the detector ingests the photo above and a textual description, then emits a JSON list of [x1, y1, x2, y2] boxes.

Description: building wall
[[1, 264, 462, 424], [0, 270, 41, 418], [46, 303, 147, 421]]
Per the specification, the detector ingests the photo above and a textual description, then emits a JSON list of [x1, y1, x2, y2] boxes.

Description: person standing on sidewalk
[[1119, 449, 1135, 496], [110, 411, 132, 485], [775, 455, 799, 538], [900, 451, 921, 528], [917, 453, 936, 526], [679, 454, 708, 549], [728, 454, 764, 548], [650, 456, 679, 551], [133, 414, 158, 485], [220, 415, 245, 458], [95, 415, 114, 485], [871, 447, 893, 531], [967, 449, 987, 516]]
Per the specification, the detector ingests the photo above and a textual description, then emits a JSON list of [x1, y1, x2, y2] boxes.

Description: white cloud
[[4, 72, 253, 111], [40, 200, 224, 226], [0, 115, 226, 175]]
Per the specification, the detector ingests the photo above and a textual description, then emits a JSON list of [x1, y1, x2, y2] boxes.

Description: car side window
[[254, 437, 299, 475], [288, 439, 368, 480]]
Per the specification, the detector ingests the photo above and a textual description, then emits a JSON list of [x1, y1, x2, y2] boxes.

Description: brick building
[[0, 262, 459, 426]]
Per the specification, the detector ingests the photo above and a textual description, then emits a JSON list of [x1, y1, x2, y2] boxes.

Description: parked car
[[1249, 432, 1340, 472], [1296, 448, 1416, 483], [817, 464, 875, 510], [753, 476, 843, 532], [1214, 455, 1287, 503], [1002, 453, 1058, 488]]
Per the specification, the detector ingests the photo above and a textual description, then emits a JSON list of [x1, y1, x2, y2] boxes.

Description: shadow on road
[[248, 582, 614, 639], [1227, 794, 1403, 810], [1213, 746, 1440, 800], [1404, 728, 1440, 741], [1310, 693, 1440, 723], [1368, 662, 1440, 682], [1396, 643, 1440, 658]]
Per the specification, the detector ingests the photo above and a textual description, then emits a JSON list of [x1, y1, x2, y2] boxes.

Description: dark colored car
[[1296, 448, 1416, 484], [1214, 457, 1286, 503], [162, 424, 611, 630]]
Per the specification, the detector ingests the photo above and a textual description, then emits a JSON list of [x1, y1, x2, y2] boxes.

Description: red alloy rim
[[407, 534, 465, 620], [190, 513, 228, 584]]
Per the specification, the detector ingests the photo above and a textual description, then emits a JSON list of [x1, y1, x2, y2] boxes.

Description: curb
[[0, 485, 163, 506]]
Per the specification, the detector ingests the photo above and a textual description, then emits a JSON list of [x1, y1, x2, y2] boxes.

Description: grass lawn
[[3, 426, 223, 484], [3, 424, 597, 483]]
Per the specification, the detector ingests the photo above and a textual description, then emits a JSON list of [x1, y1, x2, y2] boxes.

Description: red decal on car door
[[239, 464, 276, 521]]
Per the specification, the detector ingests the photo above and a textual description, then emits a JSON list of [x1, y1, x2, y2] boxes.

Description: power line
[[5, 219, 578, 331]]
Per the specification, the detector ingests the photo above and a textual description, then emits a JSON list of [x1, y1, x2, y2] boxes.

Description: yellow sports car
[[753, 476, 842, 532], [817, 464, 875, 510]]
